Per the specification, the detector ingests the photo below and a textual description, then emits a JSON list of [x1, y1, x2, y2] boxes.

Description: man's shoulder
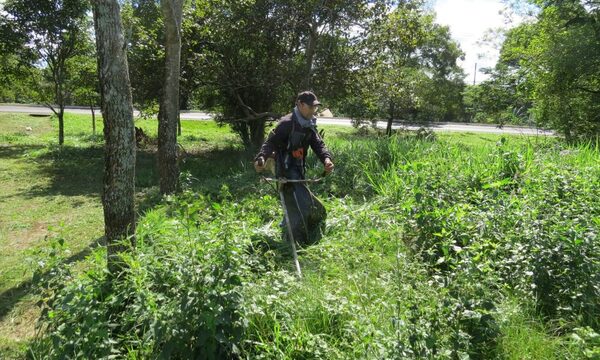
[[274, 113, 294, 130], [277, 113, 294, 124]]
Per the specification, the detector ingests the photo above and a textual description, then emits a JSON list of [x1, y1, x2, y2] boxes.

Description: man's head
[[296, 91, 321, 119]]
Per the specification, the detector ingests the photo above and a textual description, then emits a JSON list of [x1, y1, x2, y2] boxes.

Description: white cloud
[[433, 0, 522, 83]]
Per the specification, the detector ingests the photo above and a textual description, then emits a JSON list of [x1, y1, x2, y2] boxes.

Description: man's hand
[[254, 156, 266, 172], [323, 158, 334, 174]]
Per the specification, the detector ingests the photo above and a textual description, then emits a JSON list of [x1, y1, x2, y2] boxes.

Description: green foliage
[[68, 54, 99, 109], [28, 128, 599, 359], [2, 0, 93, 145], [179, 0, 394, 147], [463, 79, 531, 126], [497, 299, 572, 359], [121, 0, 165, 114], [1, 0, 92, 105], [571, 326, 600, 359], [527, 1, 600, 141], [0, 54, 39, 103], [30, 191, 256, 358], [345, 2, 465, 126], [475, 0, 600, 139]]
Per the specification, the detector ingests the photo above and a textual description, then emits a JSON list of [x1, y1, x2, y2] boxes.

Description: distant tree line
[[0, 0, 467, 147], [2, 0, 599, 144], [464, 0, 599, 142]]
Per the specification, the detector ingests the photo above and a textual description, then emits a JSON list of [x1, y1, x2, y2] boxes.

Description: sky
[[432, 0, 523, 83]]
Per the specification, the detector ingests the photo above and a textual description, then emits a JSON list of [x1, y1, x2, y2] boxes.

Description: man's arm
[[309, 128, 334, 173], [254, 120, 290, 172]]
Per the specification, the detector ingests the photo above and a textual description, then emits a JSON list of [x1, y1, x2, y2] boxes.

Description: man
[[254, 91, 334, 245]]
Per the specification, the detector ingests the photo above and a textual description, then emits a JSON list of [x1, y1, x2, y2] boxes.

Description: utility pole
[[473, 62, 477, 85]]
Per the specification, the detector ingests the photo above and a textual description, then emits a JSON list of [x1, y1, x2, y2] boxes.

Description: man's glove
[[254, 156, 266, 172]]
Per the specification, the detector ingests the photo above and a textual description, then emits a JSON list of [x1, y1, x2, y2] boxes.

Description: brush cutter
[[261, 175, 325, 278]]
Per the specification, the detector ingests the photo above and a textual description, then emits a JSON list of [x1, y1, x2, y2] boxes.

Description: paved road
[[0, 104, 553, 136], [0, 104, 213, 120], [318, 118, 553, 136]]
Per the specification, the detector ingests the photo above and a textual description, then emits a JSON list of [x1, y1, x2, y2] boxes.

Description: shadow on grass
[[0, 144, 46, 159], [0, 237, 105, 322], [1, 138, 270, 199], [0, 144, 161, 200], [1, 142, 262, 199]]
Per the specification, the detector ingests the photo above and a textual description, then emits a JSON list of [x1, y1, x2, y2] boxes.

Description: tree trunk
[[90, 101, 96, 136], [178, 92, 184, 135], [386, 102, 395, 136], [58, 108, 65, 145], [250, 119, 266, 150], [89, 94, 96, 135], [158, 0, 183, 195], [92, 0, 136, 275], [301, 19, 319, 91], [180, 92, 189, 111], [53, 65, 66, 145]]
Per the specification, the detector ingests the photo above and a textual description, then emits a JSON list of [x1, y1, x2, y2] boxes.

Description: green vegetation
[[1, 112, 597, 358], [0, 112, 241, 356], [4, 1, 599, 145], [465, 1, 600, 140], [2, 0, 598, 357]]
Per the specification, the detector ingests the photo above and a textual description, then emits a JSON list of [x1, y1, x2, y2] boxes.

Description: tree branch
[[44, 102, 59, 116], [575, 86, 600, 94], [223, 112, 280, 123], [233, 90, 257, 117]]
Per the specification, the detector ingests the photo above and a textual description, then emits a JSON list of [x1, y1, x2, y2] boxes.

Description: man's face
[[297, 101, 319, 119]]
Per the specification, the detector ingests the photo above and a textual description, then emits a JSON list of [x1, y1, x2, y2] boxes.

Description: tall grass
[[29, 130, 599, 359]]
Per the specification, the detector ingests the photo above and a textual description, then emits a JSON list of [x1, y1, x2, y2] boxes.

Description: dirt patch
[[7, 222, 48, 251], [0, 297, 40, 341]]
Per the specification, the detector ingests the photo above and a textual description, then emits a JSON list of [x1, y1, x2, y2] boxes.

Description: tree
[[70, 52, 101, 135], [0, 12, 38, 103], [121, 0, 165, 117], [185, 0, 391, 148], [499, 0, 600, 140], [415, 21, 465, 122], [189, 0, 300, 148], [120, 0, 183, 193], [529, 0, 600, 141], [347, 2, 465, 134], [462, 65, 532, 126], [293, 0, 386, 92], [158, 0, 183, 195], [122, 0, 389, 148], [0, 53, 40, 103], [2, 0, 90, 145], [91, 0, 137, 274]]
